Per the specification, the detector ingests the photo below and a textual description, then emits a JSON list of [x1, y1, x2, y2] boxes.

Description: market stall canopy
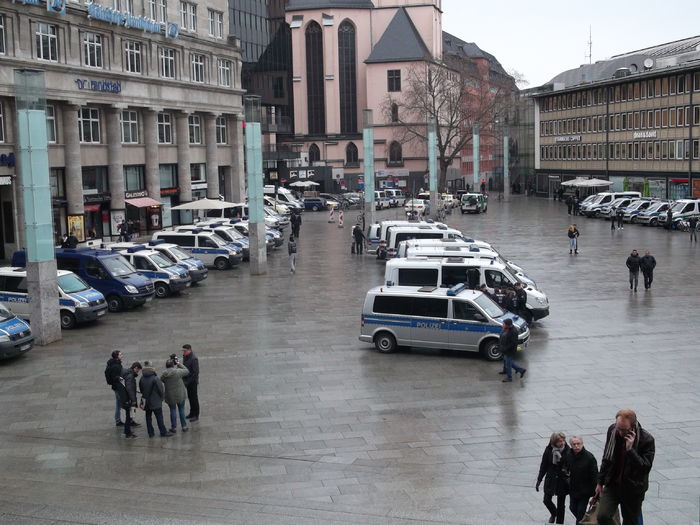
[[170, 198, 238, 210], [288, 180, 320, 188], [126, 197, 162, 207], [560, 177, 589, 187], [560, 178, 614, 188]]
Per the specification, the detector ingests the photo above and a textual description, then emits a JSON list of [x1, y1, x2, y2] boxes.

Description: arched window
[[389, 141, 403, 165], [338, 21, 357, 133], [390, 103, 399, 123], [305, 22, 325, 134], [345, 142, 358, 165], [309, 143, 320, 163]]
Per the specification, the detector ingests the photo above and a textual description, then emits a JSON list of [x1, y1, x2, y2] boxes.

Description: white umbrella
[[579, 178, 613, 188], [560, 177, 588, 187], [170, 198, 239, 210], [289, 180, 319, 188]]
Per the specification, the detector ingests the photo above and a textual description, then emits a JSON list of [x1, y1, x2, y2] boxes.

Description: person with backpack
[[138, 361, 172, 438], [288, 234, 297, 273], [161, 357, 190, 433]]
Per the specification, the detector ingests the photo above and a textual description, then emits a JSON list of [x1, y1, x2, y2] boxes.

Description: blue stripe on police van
[[365, 314, 501, 334], [0, 319, 29, 335]]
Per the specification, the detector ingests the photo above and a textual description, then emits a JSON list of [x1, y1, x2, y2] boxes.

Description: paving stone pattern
[[0, 197, 699, 524]]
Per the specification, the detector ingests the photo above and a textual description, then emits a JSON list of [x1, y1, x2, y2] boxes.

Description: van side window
[[57, 257, 80, 273], [412, 298, 447, 318], [133, 257, 155, 271], [441, 266, 478, 287], [453, 301, 483, 321], [485, 270, 510, 289], [373, 295, 412, 315], [199, 237, 218, 248], [398, 268, 437, 286], [85, 259, 107, 279], [4, 276, 27, 293], [683, 204, 693, 213], [168, 235, 194, 247]]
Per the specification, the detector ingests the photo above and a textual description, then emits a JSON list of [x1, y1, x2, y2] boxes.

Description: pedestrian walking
[[138, 361, 172, 438], [594, 409, 655, 525], [536, 432, 571, 524], [688, 215, 698, 242], [640, 251, 656, 290], [352, 224, 365, 255], [567, 436, 598, 524], [182, 344, 200, 421], [288, 235, 297, 273], [616, 207, 625, 229], [666, 208, 673, 230], [161, 357, 190, 433], [114, 362, 142, 438], [566, 195, 573, 215], [573, 197, 580, 216], [568, 224, 579, 254], [610, 211, 616, 231], [498, 318, 526, 382], [626, 249, 641, 292], [290, 210, 301, 238]]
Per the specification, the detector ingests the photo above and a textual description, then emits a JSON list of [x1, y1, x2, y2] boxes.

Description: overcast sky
[[441, 0, 700, 87]]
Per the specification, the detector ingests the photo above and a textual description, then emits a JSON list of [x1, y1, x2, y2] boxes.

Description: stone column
[[227, 114, 245, 202], [106, 107, 125, 211], [175, 111, 192, 202], [63, 104, 84, 216], [204, 113, 219, 199], [143, 108, 160, 199]]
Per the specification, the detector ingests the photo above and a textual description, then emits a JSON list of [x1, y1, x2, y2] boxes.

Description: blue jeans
[[169, 400, 188, 430], [145, 407, 169, 436], [569, 496, 588, 522], [114, 391, 122, 423], [503, 354, 524, 380]]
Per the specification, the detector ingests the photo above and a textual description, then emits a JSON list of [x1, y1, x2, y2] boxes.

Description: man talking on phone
[[594, 409, 655, 525]]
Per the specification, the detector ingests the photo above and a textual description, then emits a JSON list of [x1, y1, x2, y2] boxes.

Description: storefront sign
[[289, 169, 314, 179], [18, 0, 41, 6], [124, 190, 148, 199], [47, 0, 66, 15], [633, 131, 657, 139], [555, 135, 582, 143], [84, 192, 110, 204], [0, 176, 13, 185], [74, 78, 122, 94], [160, 187, 179, 195], [85, 2, 180, 39]]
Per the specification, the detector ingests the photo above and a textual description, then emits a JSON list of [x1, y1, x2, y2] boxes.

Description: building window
[[273, 76, 284, 99], [122, 0, 133, 13], [215, 116, 227, 144], [83, 32, 103, 68], [159, 164, 177, 189], [36, 23, 58, 62], [208, 10, 223, 38], [190, 163, 205, 182], [157, 112, 173, 144], [387, 69, 401, 92], [121, 110, 139, 144], [149, 0, 167, 21], [124, 165, 145, 191], [124, 41, 142, 73], [391, 103, 399, 123], [389, 141, 403, 165], [191, 54, 205, 83], [338, 21, 357, 133], [159, 47, 176, 78], [78, 107, 100, 143], [308, 143, 320, 163], [218, 59, 231, 87], [46, 105, 56, 143], [188, 114, 201, 144], [305, 22, 325, 135], [181, 2, 197, 31], [82, 166, 109, 193], [345, 142, 359, 166], [0, 14, 6, 55]]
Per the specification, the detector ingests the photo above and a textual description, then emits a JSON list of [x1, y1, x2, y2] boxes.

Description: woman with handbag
[[536, 432, 571, 524]]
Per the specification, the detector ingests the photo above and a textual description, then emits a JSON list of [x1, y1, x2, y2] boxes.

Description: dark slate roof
[[442, 31, 508, 76], [365, 8, 431, 64], [286, 0, 374, 10]]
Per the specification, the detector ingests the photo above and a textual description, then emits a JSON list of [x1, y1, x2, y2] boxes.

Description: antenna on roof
[[586, 26, 593, 64]]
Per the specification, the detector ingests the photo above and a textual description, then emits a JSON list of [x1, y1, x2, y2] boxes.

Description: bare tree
[[383, 60, 516, 190]]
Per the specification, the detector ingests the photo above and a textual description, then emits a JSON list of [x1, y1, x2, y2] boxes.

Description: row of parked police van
[[357, 219, 549, 361], [0, 210, 291, 361]]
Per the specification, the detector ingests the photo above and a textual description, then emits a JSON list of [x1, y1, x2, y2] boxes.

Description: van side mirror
[[473, 313, 486, 322]]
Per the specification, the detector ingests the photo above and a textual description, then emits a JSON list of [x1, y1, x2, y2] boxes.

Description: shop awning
[[126, 197, 162, 208], [84, 204, 101, 212]]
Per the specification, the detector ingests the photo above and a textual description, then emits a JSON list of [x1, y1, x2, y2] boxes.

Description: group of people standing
[[105, 344, 200, 438], [536, 409, 655, 525], [566, 195, 582, 216]]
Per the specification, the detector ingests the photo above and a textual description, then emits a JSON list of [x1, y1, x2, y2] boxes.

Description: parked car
[[460, 193, 487, 214], [404, 199, 429, 216], [303, 197, 328, 211]]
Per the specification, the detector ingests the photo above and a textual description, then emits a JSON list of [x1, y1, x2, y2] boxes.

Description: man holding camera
[[182, 344, 200, 421], [161, 354, 190, 432]]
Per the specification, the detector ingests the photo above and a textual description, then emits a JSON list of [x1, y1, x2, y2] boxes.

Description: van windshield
[[102, 256, 137, 277], [151, 252, 175, 268], [474, 293, 505, 318], [646, 202, 664, 212], [671, 202, 687, 212], [57, 273, 90, 293], [0, 303, 14, 320], [169, 247, 191, 260]]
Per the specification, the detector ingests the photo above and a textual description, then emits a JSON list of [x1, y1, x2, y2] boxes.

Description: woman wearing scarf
[[536, 432, 571, 524]]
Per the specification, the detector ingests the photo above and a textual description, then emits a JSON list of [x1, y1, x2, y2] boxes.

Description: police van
[[146, 240, 208, 284], [657, 199, 700, 226], [396, 237, 493, 257], [108, 244, 192, 298], [152, 230, 243, 270], [384, 257, 549, 322], [366, 220, 446, 254], [0, 302, 33, 359], [188, 220, 251, 259], [359, 283, 529, 360], [264, 185, 304, 212], [385, 225, 465, 258], [0, 267, 107, 329], [579, 191, 641, 217], [225, 220, 281, 248]]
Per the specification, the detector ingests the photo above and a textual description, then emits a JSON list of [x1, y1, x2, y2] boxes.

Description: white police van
[[153, 229, 244, 269], [360, 283, 529, 360], [187, 220, 252, 259], [109, 244, 191, 298], [366, 220, 447, 254], [145, 240, 208, 284], [384, 257, 549, 322], [0, 302, 33, 359], [0, 267, 107, 329], [385, 225, 465, 258], [396, 237, 493, 257]]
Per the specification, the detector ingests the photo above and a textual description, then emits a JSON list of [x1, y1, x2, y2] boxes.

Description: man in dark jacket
[[138, 361, 172, 438], [182, 344, 200, 421], [105, 350, 124, 426], [352, 224, 366, 255], [616, 206, 625, 229], [688, 215, 698, 242], [514, 283, 529, 322], [595, 409, 655, 525], [114, 362, 142, 438], [568, 436, 598, 523], [640, 251, 656, 290], [499, 318, 526, 382], [290, 211, 302, 238], [626, 250, 641, 292]]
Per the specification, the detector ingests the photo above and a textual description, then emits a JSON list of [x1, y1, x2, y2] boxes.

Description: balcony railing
[[262, 143, 302, 161]]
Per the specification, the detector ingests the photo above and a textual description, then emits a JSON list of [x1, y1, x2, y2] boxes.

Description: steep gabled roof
[[442, 31, 508, 77], [365, 8, 431, 64], [286, 0, 374, 10]]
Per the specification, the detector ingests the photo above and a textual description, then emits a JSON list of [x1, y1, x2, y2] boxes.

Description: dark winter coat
[[537, 444, 571, 496], [640, 255, 656, 274], [353, 226, 365, 243], [569, 448, 598, 499], [105, 358, 123, 389], [288, 240, 297, 255], [626, 254, 641, 273], [598, 423, 655, 495], [567, 228, 579, 239], [138, 368, 165, 410], [514, 288, 527, 310], [498, 325, 519, 357], [116, 368, 139, 409], [183, 352, 199, 386]]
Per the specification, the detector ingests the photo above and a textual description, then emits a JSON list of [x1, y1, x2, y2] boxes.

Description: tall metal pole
[[244, 97, 267, 275], [15, 70, 60, 345], [503, 134, 510, 201], [472, 123, 480, 191], [428, 119, 439, 218], [363, 110, 375, 229]]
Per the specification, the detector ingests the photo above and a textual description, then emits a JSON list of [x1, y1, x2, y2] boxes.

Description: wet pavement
[[1, 195, 699, 524]]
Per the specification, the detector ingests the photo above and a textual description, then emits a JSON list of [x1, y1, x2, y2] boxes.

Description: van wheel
[[480, 339, 502, 361], [312, 205, 319, 211], [214, 257, 230, 270], [60, 310, 76, 330], [374, 332, 397, 354], [630, 216, 637, 224], [107, 295, 123, 312], [650, 218, 658, 226], [154, 282, 170, 298]]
